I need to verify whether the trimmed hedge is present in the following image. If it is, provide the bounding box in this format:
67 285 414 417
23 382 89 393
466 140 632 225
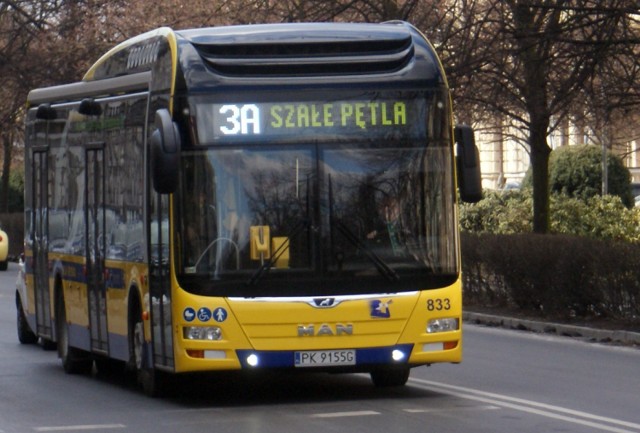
461 233 640 321
459 191 640 242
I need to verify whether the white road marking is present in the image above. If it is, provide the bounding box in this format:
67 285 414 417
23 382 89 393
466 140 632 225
310 410 380 418
410 378 640 433
34 425 126 432
403 405 501 413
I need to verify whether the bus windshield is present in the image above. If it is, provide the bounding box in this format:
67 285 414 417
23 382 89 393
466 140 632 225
176 91 458 297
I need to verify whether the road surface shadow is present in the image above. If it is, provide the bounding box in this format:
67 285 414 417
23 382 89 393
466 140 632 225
92 364 439 406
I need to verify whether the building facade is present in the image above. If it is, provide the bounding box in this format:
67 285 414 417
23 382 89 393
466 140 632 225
477 117 640 191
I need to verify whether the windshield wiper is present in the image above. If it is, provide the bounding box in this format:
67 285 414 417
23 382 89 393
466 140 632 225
246 219 308 286
334 220 400 282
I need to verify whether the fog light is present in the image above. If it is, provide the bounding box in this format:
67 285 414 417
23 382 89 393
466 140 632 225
422 343 443 352
423 341 458 352
205 350 226 359
427 318 459 333
392 349 406 362
183 326 222 341
246 354 259 367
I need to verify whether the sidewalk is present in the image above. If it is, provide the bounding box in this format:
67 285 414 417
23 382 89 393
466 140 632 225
464 311 640 347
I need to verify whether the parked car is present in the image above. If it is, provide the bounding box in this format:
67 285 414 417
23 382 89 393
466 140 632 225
0 228 8 270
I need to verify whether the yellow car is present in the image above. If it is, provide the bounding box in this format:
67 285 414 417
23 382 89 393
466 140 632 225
0 228 8 271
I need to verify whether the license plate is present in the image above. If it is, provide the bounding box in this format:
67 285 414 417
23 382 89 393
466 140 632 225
294 350 356 367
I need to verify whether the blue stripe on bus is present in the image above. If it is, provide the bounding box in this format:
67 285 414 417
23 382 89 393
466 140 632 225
29 318 131 363
25 260 127 289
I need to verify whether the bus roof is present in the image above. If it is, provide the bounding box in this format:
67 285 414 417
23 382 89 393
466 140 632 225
174 21 444 86
27 22 445 106
177 21 414 44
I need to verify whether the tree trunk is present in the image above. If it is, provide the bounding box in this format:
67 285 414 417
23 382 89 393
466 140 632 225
0 131 11 213
530 124 551 234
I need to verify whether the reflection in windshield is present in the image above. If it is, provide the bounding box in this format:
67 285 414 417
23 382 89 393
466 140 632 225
179 148 313 278
323 146 455 275
177 143 456 297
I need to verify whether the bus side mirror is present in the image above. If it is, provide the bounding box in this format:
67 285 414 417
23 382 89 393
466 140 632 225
455 125 482 203
150 109 180 194
36 103 57 120
78 98 102 116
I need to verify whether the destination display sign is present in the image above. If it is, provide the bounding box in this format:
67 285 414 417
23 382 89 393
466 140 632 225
196 97 427 143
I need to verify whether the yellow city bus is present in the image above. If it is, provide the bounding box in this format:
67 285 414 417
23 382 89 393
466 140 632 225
16 22 481 396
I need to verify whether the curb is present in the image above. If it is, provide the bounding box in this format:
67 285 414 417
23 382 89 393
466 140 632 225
463 311 640 347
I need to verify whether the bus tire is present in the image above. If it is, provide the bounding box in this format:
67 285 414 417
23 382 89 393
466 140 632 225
128 300 165 397
56 290 92 374
16 294 37 344
138 365 168 398
41 338 57 351
134 321 168 398
370 367 410 387
94 356 125 378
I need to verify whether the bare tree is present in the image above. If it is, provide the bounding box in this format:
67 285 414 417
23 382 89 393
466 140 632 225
581 11 640 155
5 0 639 229
0 1 63 211
437 0 640 233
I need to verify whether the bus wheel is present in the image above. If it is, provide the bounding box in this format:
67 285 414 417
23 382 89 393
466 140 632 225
95 356 125 378
41 338 57 351
16 294 37 344
56 291 92 374
138 365 166 398
370 367 410 387
132 316 166 397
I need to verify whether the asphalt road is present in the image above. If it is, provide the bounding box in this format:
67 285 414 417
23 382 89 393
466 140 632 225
1 262 639 433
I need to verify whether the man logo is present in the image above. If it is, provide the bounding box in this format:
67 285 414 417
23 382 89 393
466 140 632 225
312 298 336 308
297 323 353 337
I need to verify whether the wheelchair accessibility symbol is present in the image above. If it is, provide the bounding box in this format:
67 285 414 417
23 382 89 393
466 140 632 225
197 307 212 322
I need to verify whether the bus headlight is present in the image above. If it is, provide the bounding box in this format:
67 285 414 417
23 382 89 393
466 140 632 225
183 326 223 341
427 318 459 333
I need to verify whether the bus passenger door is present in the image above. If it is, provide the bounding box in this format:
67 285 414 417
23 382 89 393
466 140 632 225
148 192 174 369
32 148 53 340
85 144 109 354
